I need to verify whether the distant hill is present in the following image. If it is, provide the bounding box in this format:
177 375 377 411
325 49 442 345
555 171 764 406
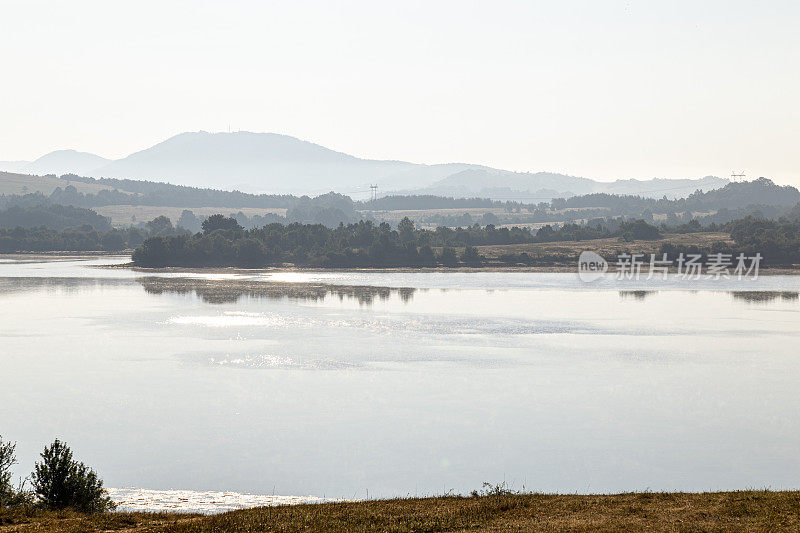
0 150 111 176
23 150 111 176
598 176 731 199
684 177 800 209
90 131 475 193
400 169 595 200
403 169 729 201
2 131 731 198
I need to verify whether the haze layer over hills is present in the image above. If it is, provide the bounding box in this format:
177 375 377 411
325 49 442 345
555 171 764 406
0 131 729 199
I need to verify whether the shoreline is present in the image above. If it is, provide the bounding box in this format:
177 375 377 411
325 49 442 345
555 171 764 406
121 263 800 276
3 251 800 275
4 490 800 531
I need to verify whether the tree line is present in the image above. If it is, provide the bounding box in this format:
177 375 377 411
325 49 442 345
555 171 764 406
0 204 112 231
3 174 797 232
3 203 797 265
131 215 666 268
0 215 188 253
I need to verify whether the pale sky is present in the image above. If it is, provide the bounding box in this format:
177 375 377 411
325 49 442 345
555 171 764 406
1 0 798 183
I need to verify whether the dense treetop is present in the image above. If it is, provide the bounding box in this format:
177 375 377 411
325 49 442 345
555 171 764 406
130 216 669 268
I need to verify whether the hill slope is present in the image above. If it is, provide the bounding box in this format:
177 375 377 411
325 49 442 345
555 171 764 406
0 171 115 196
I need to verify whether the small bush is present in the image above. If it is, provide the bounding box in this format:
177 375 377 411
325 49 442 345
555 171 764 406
460 246 484 265
618 219 662 241
31 439 114 513
0 436 32 509
471 481 519 497
0 435 16 507
438 247 459 267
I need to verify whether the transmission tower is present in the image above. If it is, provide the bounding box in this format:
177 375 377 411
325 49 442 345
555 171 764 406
731 171 745 183
369 184 378 202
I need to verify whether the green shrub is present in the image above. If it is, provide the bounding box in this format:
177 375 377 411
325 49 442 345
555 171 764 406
31 439 114 513
618 219 662 241
438 247 459 267
460 246 484 265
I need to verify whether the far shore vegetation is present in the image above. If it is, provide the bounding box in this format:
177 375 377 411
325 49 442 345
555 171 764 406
0 174 798 267
128 214 799 268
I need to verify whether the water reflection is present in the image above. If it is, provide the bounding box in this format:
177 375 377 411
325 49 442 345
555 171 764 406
731 291 800 303
137 276 418 304
0 277 134 296
618 290 655 301
4 258 800 499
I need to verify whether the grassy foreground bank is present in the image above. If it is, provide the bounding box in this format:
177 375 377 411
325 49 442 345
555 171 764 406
3 491 800 532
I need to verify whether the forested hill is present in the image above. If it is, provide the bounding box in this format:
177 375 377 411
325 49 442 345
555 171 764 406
0 204 111 231
1 170 793 214
1 171 798 231
30 174 300 208
558 178 800 211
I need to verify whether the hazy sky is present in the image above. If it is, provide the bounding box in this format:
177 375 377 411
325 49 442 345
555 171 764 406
1 0 798 183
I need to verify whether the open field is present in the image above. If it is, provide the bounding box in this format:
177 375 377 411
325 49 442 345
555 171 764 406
361 207 606 229
0 172 113 196
496 221 584 231
3 491 800 532
0 508 198 533
95 205 288 226
475 232 735 261
363 207 514 219
362 208 720 230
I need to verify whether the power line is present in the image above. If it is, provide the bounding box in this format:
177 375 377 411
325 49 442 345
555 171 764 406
342 179 739 202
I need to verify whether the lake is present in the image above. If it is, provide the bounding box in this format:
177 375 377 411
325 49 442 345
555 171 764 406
1 255 799 508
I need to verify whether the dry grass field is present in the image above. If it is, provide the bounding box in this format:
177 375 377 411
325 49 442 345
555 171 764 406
0 172 112 196
476 232 734 261
362 207 609 230
2 491 800 532
94 205 288 226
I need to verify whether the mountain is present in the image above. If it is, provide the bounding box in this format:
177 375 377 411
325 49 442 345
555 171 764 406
90 131 476 194
22 150 111 177
5 131 731 198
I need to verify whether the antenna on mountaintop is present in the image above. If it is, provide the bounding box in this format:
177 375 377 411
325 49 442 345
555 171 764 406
369 184 378 202
731 171 745 182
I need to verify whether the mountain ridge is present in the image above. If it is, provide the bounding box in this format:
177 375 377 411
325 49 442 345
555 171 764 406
0 131 729 199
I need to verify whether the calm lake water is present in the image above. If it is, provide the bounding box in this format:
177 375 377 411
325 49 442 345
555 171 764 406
1 255 799 504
